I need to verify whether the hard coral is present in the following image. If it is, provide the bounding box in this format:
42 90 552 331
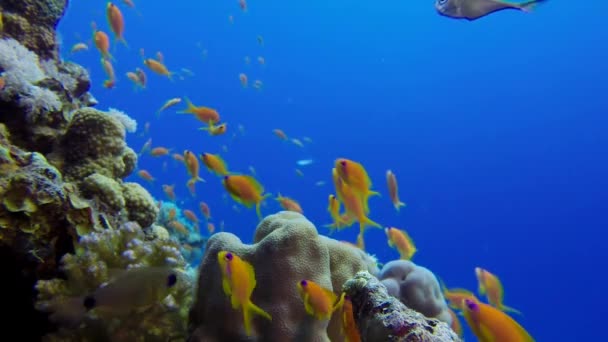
122 182 159 228
343 271 460 342
1 0 67 60
60 107 137 181
35 221 195 342
188 211 379 341
379 260 452 325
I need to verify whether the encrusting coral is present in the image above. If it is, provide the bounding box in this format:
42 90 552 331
188 211 380 341
343 271 461 342
35 221 195 342
379 260 453 325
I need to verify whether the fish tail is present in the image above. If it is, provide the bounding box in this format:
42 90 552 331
360 215 382 231
119 36 130 49
394 201 406 212
356 232 365 250
243 301 272 336
178 97 194 114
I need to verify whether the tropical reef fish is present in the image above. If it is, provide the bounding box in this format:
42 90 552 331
200 152 230 176
341 295 361 342
435 0 545 21
297 279 345 320
184 150 205 185
475 267 521 314
144 58 173 80
222 174 269 219
179 97 220 124
200 121 227 136
447 307 463 337
386 170 406 211
83 267 179 315
156 97 182 116
385 227 417 260
218 251 272 336
106 2 128 46
70 42 88 54
462 298 534 342
275 194 303 214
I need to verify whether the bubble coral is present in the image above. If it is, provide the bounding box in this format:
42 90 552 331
343 271 460 342
188 211 379 341
379 260 453 325
35 221 195 342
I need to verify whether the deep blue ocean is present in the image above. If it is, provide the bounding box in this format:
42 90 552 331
57 1 608 340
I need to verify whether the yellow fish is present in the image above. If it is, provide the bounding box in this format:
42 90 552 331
297 279 345 320
462 298 534 342
218 251 272 336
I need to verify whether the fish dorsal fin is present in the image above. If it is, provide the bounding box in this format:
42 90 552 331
242 257 256 290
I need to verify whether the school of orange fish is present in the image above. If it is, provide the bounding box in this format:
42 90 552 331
67 2 534 341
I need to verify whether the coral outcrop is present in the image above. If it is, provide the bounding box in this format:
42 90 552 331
379 260 452 325
35 222 195 341
343 271 461 342
188 211 380 341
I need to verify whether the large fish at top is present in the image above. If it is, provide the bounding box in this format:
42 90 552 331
435 0 546 20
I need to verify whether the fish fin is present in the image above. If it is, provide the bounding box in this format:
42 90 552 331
242 301 272 336
332 292 346 313
360 215 382 231
501 304 522 316
394 201 406 211
303 293 315 316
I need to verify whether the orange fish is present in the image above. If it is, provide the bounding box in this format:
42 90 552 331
336 171 381 233
200 153 229 176
168 220 189 236
183 209 199 224
167 207 177 221
178 97 220 124
275 194 303 214
207 222 215 234
222 174 269 219
296 279 345 320
101 58 115 87
172 153 185 163
462 298 534 342
217 251 272 336
441 284 479 311
324 194 354 232
162 184 176 201
186 179 197 197
273 129 287 140
106 2 128 46
199 202 211 219
385 227 417 260
150 147 171 156
335 158 380 206
447 307 463 337
386 170 406 211
200 122 227 136
137 169 154 182
341 296 361 342
144 58 173 80
475 267 520 314
93 28 113 61
183 150 205 184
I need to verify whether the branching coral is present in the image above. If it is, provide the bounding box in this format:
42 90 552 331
35 222 195 342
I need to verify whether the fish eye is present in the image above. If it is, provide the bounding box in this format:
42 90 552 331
83 296 96 310
167 273 178 287
464 299 478 310
300 280 308 287
225 252 233 261
224 175 230 181
340 160 346 166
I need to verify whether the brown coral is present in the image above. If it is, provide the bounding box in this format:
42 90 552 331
122 182 159 228
188 211 379 342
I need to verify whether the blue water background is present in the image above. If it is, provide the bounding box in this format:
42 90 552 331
57 0 608 340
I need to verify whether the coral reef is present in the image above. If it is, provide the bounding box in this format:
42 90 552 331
156 201 206 264
343 271 461 342
1 0 66 60
35 222 195 341
188 211 379 341
379 260 452 325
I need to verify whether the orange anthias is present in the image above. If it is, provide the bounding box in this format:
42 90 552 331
222 174 269 219
217 251 272 336
386 170 406 211
335 158 380 205
462 298 534 342
475 267 521 314
183 150 205 184
296 279 345 320
200 122 227 136
144 58 172 79
341 296 361 342
179 97 220 124
106 2 128 46
200 153 229 176
385 227 417 260
275 194 303 214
